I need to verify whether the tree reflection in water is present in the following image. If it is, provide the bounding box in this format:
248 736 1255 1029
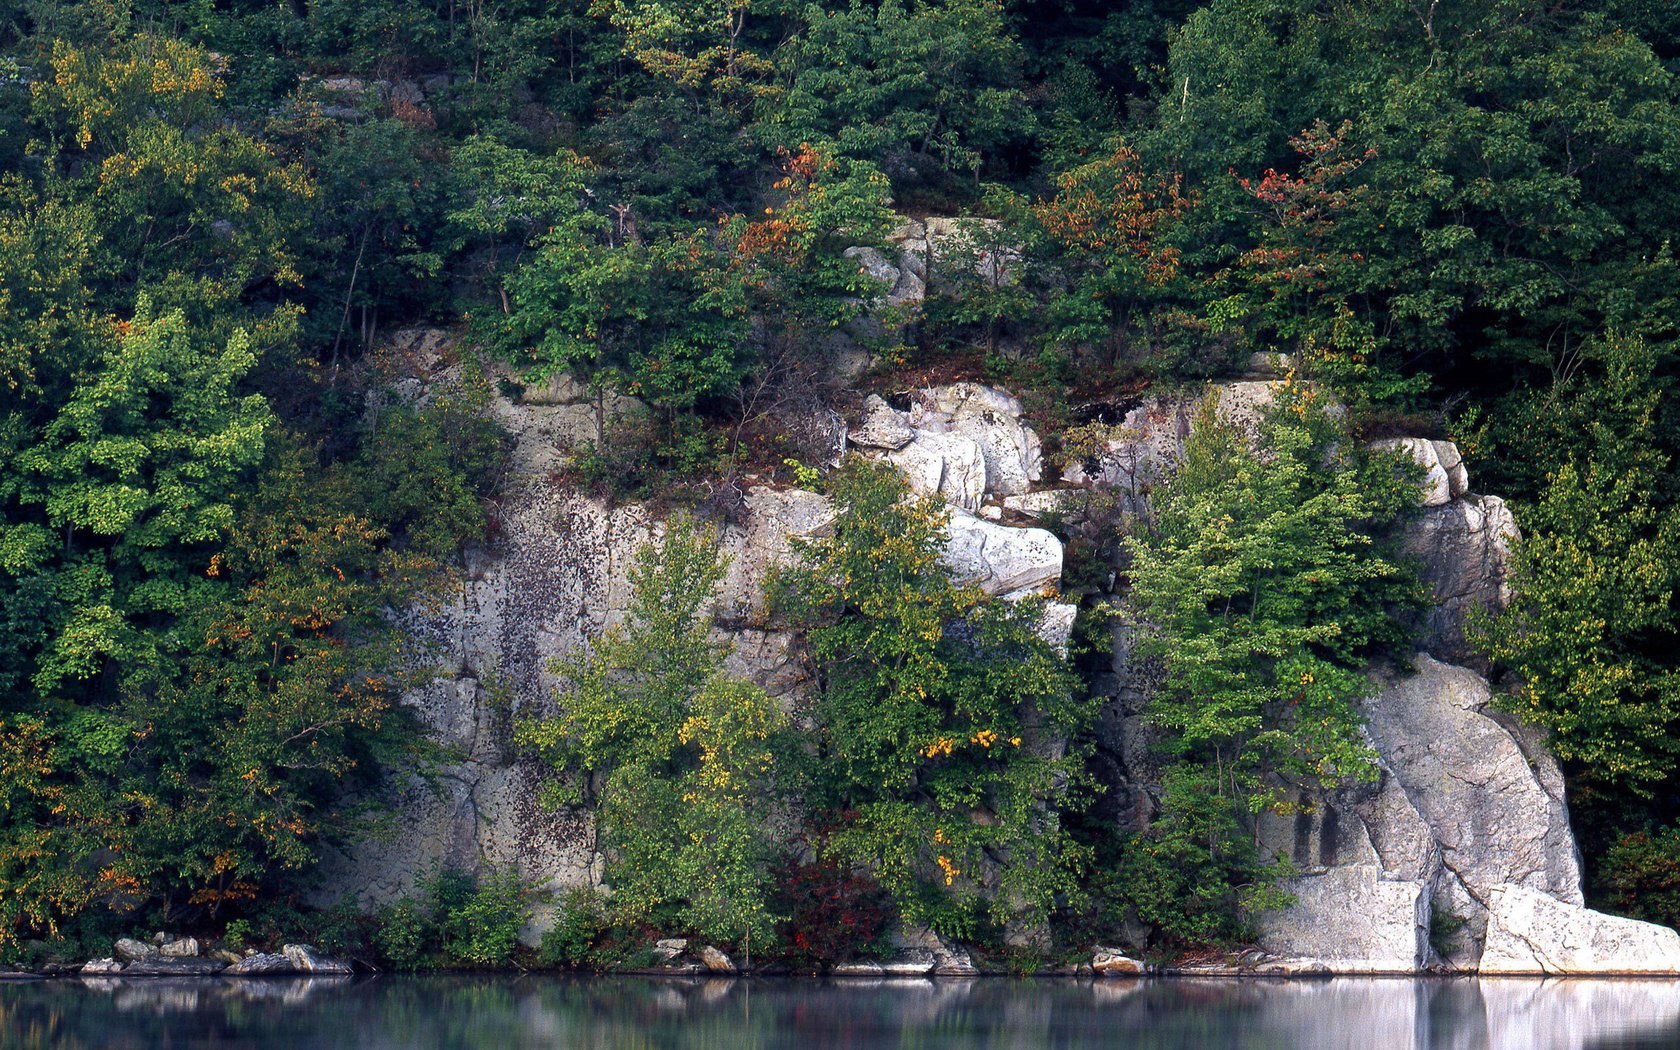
3 974 1679 1049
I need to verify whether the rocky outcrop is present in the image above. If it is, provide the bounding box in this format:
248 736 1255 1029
1071 379 1680 973
1255 655 1583 970
319 338 1077 938
1402 493 1519 666
884 217 1018 296
1058 381 1282 502
1091 948 1148 976
1371 438 1469 507
943 513 1061 597
1258 866 1430 974
852 384 1044 510
226 953 298 975
842 245 926 307
895 927 980 977
329 333 1680 973
1480 885 1680 975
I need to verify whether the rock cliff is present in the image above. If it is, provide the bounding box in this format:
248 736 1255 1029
318 328 1680 974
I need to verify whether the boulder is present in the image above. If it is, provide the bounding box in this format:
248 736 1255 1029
914 384 1043 498
651 938 688 963
113 938 155 962
1091 948 1148 976
942 512 1063 596
843 246 925 306
1038 602 1079 655
885 430 988 511
849 395 915 451
1258 866 1429 973
896 926 978 977
282 944 353 975
696 945 736 974
158 937 200 958
1361 656 1581 967
80 959 124 975
226 953 297 976
878 950 938 977
1480 885 1680 975
1402 494 1519 666
1370 438 1470 507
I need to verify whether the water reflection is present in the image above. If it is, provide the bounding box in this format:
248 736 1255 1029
2 974 1678 1049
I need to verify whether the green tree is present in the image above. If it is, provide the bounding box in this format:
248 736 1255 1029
1143 0 1680 400
1122 384 1421 941
1477 334 1680 792
28 34 314 326
776 461 1088 937
6 300 271 699
518 517 787 948
769 0 1033 183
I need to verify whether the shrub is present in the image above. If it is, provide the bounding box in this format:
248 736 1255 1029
771 857 894 972
538 887 610 969
1600 828 1680 930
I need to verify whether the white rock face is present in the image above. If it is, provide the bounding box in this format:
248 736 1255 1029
1370 438 1470 507
1261 866 1429 973
843 245 926 306
1480 885 1680 975
1256 656 1584 971
918 384 1044 498
319 347 1078 943
857 383 1044 505
885 430 989 511
1403 494 1520 666
1060 381 1286 496
1364 655 1582 965
849 394 916 450
942 512 1062 596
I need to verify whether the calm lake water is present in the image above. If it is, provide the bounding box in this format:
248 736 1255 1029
3 974 1679 1050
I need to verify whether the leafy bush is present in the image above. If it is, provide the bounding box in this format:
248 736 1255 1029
538 887 611 970
771 857 894 972
1599 828 1680 930
436 867 530 967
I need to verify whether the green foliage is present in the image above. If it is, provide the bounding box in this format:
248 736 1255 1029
537 886 611 969
518 517 787 949
1600 827 1680 930
769 0 1033 183
1476 334 1680 792
776 461 1089 934
1122 385 1421 941
434 867 531 967
361 868 531 970
480 189 751 423
6 0 1680 967
1144 0 1680 399
28 34 313 323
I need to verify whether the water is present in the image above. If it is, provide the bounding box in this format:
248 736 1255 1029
4 974 1679 1050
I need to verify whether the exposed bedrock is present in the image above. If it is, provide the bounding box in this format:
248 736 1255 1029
325 335 1680 971
316 348 1073 936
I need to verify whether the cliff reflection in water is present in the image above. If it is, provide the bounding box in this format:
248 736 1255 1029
3 975 1679 1050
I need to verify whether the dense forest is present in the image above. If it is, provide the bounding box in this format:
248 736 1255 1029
2 0 1679 970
